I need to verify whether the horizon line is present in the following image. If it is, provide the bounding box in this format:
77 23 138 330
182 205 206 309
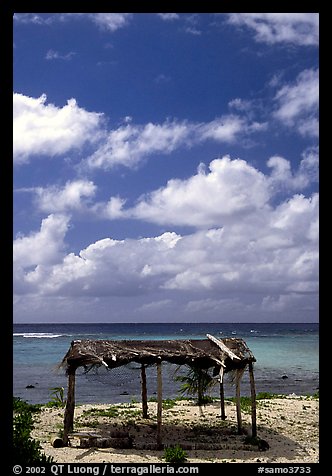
13 321 319 325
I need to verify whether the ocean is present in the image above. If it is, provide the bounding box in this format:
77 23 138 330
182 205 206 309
13 322 319 405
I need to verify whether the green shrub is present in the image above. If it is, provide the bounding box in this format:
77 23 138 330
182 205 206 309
13 398 54 464
164 444 188 463
13 397 41 413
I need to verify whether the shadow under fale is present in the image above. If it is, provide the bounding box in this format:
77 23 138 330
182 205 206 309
67 404 307 462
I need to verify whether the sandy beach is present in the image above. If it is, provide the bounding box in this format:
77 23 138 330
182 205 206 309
32 395 319 463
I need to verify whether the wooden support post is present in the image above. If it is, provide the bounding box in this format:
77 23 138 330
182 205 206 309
141 364 148 419
235 369 242 434
63 368 76 446
156 361 163 449
219 381 226 420
248 361 257 438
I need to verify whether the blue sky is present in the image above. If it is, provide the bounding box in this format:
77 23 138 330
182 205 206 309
13 13 319 323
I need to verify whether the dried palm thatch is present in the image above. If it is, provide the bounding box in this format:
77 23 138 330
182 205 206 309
60 335 256 374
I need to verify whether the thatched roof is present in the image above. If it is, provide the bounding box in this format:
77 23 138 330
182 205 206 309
61 335 256 374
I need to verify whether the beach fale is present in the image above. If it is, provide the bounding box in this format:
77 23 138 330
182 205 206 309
60 334 257 447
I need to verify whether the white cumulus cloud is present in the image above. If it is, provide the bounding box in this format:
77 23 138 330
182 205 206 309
129 155 269 227
45 49 76 61
14 214 70 268
267 147 319 193
273 69 319 138
13 93 104 164
13 195 318 317
13 178 318 321
227 13 319 46
86 120 191 169
13 93 267 170
33 180 97 213
103 153 318 228
86 13 132 32
14 13 132 32
86 115 266 170
157 14 180 21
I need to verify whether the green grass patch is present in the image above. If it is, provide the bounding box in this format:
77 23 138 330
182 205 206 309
226 392 287 413
82 406 120 418
162 398 177 409
306 391 319 399
256 392 281 400
227 396 252 414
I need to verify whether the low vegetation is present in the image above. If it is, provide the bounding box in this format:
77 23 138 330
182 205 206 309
164 444 188 463
45 387 66 408
82 406 120 418
174 365 216 405
13 397 54 464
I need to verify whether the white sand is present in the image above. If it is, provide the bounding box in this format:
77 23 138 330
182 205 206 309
32 396 319 463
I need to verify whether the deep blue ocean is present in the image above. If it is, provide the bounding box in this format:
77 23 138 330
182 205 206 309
13 322 319 405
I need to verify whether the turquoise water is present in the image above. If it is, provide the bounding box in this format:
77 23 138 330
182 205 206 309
13 322 319 404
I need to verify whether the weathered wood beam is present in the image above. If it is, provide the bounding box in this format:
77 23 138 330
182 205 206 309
141 364 148 419
63 368 76 446
219 383 226 420
235 369 242 434
156 361 163 449
248 361 257 438
218 365 226 419
206 334 240 360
